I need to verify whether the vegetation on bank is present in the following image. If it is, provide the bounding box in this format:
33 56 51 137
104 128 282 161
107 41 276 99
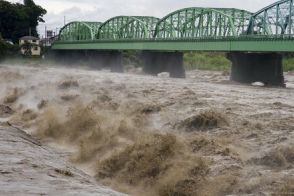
122 50 142 68
184 52 231 71
283 54 294 72
0 40 20 62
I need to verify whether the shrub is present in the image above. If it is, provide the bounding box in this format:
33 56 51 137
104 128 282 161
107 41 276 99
184 52 231 71
0 40 20 62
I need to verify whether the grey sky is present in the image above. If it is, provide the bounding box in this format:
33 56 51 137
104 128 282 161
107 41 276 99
8 0 278 37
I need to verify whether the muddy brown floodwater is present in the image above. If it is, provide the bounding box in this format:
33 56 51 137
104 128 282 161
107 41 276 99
0 63 294 196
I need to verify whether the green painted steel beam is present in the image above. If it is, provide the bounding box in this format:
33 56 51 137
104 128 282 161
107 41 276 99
52 39 294 52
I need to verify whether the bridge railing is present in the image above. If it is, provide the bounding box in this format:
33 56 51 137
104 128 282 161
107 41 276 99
55 34 294 44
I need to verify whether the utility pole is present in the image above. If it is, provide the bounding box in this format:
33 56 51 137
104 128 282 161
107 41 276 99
45 25 47 46
64 16 66 26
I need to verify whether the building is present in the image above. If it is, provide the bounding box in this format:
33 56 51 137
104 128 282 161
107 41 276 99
19 36 41 56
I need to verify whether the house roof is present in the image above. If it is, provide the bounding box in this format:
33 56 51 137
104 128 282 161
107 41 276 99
19 36 39 41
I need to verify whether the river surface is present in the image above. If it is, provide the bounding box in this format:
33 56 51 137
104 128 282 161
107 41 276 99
0 64 293 195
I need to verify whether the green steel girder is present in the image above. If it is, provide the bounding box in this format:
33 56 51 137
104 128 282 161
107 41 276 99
59 21 102 41
97 16 160 39
154 8 252 39
52 38 294 52
248 0 294 35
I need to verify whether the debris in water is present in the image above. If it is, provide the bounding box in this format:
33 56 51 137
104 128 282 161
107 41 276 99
251 82 265 87
54 168 74 177
157 72 170 78
60 94 79 101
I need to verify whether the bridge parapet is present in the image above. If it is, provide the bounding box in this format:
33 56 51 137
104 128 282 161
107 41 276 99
58 21 102 41
248 0 294 36
97 16 159 40
154 8 252 39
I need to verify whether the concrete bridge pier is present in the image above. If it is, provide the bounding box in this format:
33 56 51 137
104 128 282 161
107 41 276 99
227 52 285 87
52 50 123 72
87 50 123 72
48 50 67 65
53 50 87 66
141 51 186 78
68 50 84 66
107 51 124 73
85 50 103 70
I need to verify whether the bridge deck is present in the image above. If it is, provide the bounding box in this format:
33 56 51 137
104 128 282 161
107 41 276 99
52 38 294 52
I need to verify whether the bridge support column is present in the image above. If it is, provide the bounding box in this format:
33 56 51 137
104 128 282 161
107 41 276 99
141 51 186 78
108 51 123 73
53 50 87 66
227 52 285 87
50 50 123 72
87 51 123 72
86 50 103 70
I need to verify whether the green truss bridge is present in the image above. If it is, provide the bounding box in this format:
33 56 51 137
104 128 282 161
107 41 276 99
51 0 294 86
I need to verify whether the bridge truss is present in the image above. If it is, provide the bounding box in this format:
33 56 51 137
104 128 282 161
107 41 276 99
97 16 159 39
58 21 102 41
248 0 294 36
155 8 252 39
54 0 294 52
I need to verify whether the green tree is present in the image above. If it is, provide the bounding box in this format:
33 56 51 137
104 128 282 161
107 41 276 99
0 40 7 61
23 0 46 37
0 0 46 43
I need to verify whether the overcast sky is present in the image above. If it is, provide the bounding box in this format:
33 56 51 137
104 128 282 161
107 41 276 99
8 0 278 37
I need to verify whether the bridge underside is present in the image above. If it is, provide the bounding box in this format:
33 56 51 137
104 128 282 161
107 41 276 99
50 49 286 87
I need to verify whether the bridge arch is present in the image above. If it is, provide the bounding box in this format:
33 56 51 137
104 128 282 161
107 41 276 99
154 8 252 39
97 16 160 40
248 0 294 35
59 21 102 41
